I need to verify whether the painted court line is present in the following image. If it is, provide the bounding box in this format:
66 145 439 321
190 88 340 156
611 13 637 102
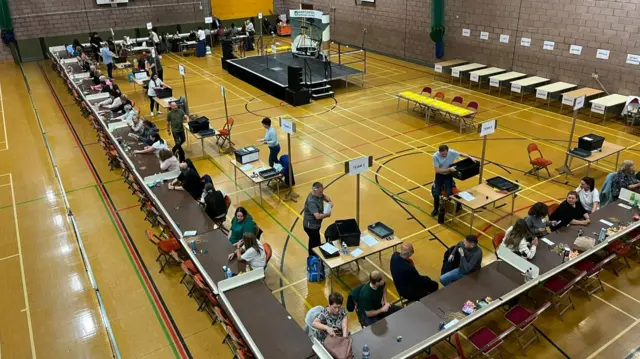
0 253 19 262
0 83 6 151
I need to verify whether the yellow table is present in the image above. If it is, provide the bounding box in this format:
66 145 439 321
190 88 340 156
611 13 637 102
397 91 475 133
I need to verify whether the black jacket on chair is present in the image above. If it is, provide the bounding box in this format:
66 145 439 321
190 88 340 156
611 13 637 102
390 252 438 301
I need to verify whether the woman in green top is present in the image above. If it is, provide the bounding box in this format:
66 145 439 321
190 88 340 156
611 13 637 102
229 207 256 246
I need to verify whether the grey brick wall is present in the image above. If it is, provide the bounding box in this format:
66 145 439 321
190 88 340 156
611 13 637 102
277 0 640 94
0 41 11 61
8 0 211 40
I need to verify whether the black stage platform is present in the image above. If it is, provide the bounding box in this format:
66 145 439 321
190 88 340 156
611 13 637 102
225 53 363 102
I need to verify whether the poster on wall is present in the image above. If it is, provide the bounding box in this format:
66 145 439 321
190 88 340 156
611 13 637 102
462 29 471 37
520 38 531 47
480 31 489 40
569 45 582 55
543 41 554 51
627 54 640 65
596 49 610 60
500 34 509 43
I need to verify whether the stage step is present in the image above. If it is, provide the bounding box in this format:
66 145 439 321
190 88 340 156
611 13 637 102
310 84 332 92
311 90 334 100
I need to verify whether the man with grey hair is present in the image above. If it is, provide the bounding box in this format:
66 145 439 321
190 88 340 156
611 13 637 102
390 243 438 301
303 182 333 256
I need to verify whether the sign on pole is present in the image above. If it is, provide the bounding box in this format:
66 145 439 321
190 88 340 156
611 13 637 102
478 119 497 137
345 156 373 176
178 64 185 77
279 118 296 135
205 16 213 24
258 12 263 19
221 85 226 97
574 96 585 111
146 22 153 30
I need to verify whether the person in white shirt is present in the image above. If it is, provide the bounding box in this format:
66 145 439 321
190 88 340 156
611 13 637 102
114 104 138 123
147 73 164 116
158 149 180 172
134 133 169 157
228 232 266 270
245 19 255 51
576 176 600 213
103 94 128 113
501 218 538 259
149 30 161 52
196 27 206 57
129 114 144 135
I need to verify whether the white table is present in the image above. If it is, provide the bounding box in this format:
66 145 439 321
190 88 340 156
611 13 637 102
468 67 505 89
510 76 549 102
488 71 527 96
179 41 197 56
560 88 603 112
590 94 628 123
450 63 486 84
433 59 467 77
534 82 576 107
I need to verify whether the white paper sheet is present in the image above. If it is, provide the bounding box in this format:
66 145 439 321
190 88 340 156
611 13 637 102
350 248 364 257
240 164 253 172
320 243 338 255
618 203 632 210
324 202 333 214
541 237 555 246
362 234 379 247
600 219 613 226
183 230 197 237
458 191 475 201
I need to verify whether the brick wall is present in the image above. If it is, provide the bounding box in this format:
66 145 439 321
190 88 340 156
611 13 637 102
276 0 640 95
0 41 12 61
8 0 211 40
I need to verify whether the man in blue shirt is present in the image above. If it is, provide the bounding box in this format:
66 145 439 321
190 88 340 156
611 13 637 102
258 117 280 167
100 43 117 79
431 144 474 216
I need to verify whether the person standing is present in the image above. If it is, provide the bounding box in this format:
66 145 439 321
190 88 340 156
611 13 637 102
90 32 102 62
196 27 206 57
303 182 333 256
149 29 161 53
257 117 280 167
147 73 164 116
431 144 474 216
148 53 163 81
100 42 116 79
167 101 189 159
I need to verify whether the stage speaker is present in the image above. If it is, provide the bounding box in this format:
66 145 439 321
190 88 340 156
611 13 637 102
287 66 303 90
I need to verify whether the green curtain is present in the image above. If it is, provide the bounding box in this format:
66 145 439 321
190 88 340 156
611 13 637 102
430 0 444 43
0 0 12 30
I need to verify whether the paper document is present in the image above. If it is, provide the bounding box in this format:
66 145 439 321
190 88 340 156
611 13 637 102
618 203 632 210
183 230 197 237
108 121 129 132
320 243 338 255
540 237 555 246
600 219 613 226
362 234 379 247
443 318 459 329
350 248 364 257
324 202 332 214
240 164 253 172
458 191 475 201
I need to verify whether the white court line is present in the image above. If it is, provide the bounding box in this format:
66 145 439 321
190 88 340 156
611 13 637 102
0 183 11 188
0 83 6 150
0 253 19 262
8 174 36 358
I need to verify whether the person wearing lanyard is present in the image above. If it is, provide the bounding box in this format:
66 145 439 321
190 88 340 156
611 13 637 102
147 73 164 116
196 27 206 57
257 117 280 167
431 144 475 216
303 182 333 256
100 43 116 79
148 53 163 80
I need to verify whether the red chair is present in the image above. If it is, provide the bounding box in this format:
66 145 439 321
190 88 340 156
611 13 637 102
492 232 506 258
504 301 551 354
605 240 632 275
145 229 180 273
466 101 479 111
434 92 445 101
263 242 273 269
451 96 464 106
216 117 235 148
572 253 616 298
460 101 479 132
548 203 559 216
543 270 587 320
413 86 433 112
468 325 516 358
526 143 552 180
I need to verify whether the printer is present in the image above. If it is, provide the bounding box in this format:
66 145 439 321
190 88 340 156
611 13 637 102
578 134 604 152
234 146 260 164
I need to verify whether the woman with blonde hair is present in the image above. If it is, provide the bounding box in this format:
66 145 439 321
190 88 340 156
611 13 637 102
612 160 640 199
227 232 265 270
501 218 538 259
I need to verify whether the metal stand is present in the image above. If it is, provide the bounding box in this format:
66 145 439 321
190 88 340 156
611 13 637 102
557 109 578 176
479 134 488 184
283 132 299 202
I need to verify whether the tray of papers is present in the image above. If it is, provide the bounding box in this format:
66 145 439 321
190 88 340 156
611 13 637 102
367 222 394 239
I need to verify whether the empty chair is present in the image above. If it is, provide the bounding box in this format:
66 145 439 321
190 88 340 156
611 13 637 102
492 232 506 258
572 253 616 298
216 117 234 148
145 229 180 273
504 301 551 354
461 101 479 131
434 91 445 101
605 240 632 276
543 270 587 320
468 325 516 359
526 143 553 180
451 95 464 106
413 86 433 112
466 101 479 111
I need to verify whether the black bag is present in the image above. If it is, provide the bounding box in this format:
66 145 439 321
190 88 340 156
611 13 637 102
188 116 209 133
155 87 173 98
440 246 460 275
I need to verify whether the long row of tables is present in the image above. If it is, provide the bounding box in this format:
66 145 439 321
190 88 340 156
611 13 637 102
49 47 314 359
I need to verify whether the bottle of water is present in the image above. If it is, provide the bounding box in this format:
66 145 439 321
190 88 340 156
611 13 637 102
222 266 228 278
362 344 370 359
190 240 197 252
342 241 348 255
226 267 233 279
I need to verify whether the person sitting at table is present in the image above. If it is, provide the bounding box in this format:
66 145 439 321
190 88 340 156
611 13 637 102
390 243 438 301
114 104 137 123
440 235 483 286
168 162 204 200
229 207 256 246
612 160 640 200
66 43 75 56
200 183 227 221
134 133 169 157
501 218 538 259
524 202 550 239
147 73 164 117
576 176 600 213
357 271 401 326
137 52 150 75
139 120 159 145
312 292 348 343
106 94 130 114
158 149 179 172
227 232 266 271
128 112 144 135
89 65 98 78
73 39 83 52
549 191 591 231
230 23 239 37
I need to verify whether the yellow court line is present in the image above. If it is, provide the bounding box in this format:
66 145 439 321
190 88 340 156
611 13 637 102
0 183 11 188
585 319 640 359
267 262 313 309
8 174 36 358
270 277 308 294
0 83 6 150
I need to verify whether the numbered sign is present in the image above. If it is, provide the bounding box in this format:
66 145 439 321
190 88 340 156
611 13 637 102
489 78 500 87
434 64 443 73
543 41 555 51
146 22 153 30
591 102 605 114
562 96 574 106
569 45 582 55
536 89 548 100
451 69 460 78
205 16 213 24
499 34 509 43
462 29 471 37
478 119 497 137
511 83 522 93
575 96 586 111
179 64 185 77
520 38 531 47
596 49 610 60
345 156 373 176
279 117 296 135
470 73 479 82
480 32 489 40
627 54 640 65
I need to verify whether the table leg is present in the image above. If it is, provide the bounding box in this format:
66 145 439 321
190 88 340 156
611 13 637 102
469 210 475 235
602 109 607 125
234 167 237 187
586 162 591 177
616 152 621 170
397 98 400 112
259 183 263 206
330 270 334 292
277 178 280 202
201 137 205 157
510 193 516 225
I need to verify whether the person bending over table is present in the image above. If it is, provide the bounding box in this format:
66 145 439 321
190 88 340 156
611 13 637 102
229 207 256 246
501 219 538 259
168 162 204 200
612 160 640 200
167 101 188 159
134 133 168 157
303 182 333 257
549 191 590 231
158 149 179 172
576 176 600 213
100 42 117 79
525 202 551 238
440 235 483 286
358 271 401 326
227 232 266 271
312 292 348 343
257 117 280 167
147 73 165 117
390 243 438 301
431 144 474 216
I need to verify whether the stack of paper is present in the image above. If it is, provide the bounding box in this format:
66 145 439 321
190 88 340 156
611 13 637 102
350 248 364 257
320 243 338 255
458 191 475 201
240 164 253 172
362 234 379 247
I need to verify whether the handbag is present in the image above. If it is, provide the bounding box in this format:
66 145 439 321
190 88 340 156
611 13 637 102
573 236 596 252
324 336 353 359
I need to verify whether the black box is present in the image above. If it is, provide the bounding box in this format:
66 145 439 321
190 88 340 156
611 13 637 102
155 87 173 99
578 134 604 152
336 219 361 247
450 158 480 180
285 88 311 106
188 116 209 133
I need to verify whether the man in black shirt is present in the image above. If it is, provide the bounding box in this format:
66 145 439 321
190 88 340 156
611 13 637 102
549 191 591 231
168 162 204 200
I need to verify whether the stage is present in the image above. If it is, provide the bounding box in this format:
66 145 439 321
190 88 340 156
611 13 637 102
225 52 364 103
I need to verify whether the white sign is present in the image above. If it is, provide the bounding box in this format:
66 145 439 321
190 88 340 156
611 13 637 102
451 69 460 78
279 118 296 135
543 41 555 51
596 49 610 60
627 54 640 65
146 22 153 30
574 96 586 111
290 9 324 19
489 78 500 87
271 44 277 54
470 73 479 82
500 34 509 43
110 28 114 37
434 64 443 73
511 83 522 93
520 38 531 47
562 96 574 106
178 64 185 77
591 102 606 114
462 29 471 37
347 157 370 176
205 16 213 24
569 45 582 55
479 119 497 137
536 89 548 100
258 13 263 19
480 31 489 40
221 85 226 97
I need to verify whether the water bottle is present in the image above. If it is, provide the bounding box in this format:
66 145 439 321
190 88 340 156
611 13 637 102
226 267 233 279
577 229 584 237
341 241 348 255
222 266 229 278
362 344 370 359
190 240 197 252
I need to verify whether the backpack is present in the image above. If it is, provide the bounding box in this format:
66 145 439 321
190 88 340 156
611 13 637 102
307 255 325 282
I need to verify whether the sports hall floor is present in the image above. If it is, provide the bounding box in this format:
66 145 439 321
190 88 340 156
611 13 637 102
2 40 640 359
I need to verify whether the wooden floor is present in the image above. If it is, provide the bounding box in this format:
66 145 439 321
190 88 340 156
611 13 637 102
2 41 640 358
